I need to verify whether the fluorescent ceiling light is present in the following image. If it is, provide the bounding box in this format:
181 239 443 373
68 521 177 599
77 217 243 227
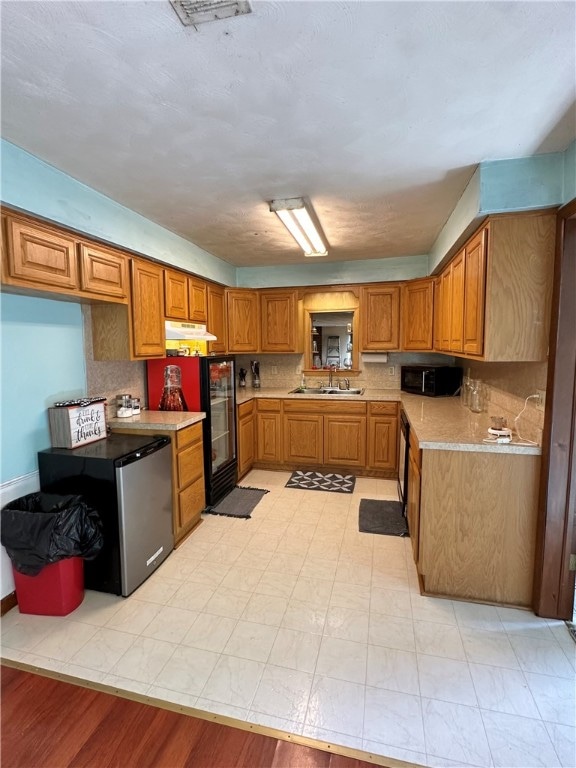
269 198 328 257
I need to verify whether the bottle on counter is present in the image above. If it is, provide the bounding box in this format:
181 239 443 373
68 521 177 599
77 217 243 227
159 365 188 411
461 368 472 407
469 379 484 413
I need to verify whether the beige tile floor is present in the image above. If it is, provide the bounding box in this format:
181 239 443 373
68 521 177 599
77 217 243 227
2 469 575 767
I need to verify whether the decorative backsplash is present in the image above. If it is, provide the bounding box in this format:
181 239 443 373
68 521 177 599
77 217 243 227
82 306 147 419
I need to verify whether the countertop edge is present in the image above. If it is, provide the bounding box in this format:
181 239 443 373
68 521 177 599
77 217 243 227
108 411 206 431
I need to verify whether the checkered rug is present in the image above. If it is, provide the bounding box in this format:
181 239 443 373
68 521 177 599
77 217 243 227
285 471 356 493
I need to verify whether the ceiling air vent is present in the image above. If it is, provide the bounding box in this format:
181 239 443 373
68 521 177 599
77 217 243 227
170 0 252 26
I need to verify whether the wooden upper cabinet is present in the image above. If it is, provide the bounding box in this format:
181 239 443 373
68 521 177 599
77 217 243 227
260 289 300 352
226 289 259 353
164 269 189 320
463 229 486 356
360 284 401 351
432 211 554 362
79 243 128 301
449 249 465 353
130 259 166 358
439 267 452 351
433 277 442 351
401 278 434 350
4 216 78 290
189 277 207 323
206 283 227 353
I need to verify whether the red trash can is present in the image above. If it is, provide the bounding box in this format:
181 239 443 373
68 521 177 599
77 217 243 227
13 557 84 616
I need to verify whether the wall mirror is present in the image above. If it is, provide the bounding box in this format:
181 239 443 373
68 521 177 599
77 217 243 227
305 311 358 372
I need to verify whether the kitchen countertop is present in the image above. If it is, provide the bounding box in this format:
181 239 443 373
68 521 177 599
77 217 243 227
108 410 205 431
236 387 541 455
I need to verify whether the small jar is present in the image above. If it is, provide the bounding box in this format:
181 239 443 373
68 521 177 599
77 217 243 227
131 397 141 415
116 394 133 418
469 380 484 413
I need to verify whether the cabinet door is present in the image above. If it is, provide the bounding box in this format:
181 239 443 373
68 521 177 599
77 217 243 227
6 217 78 290
440 267 452 351
402 278 434 350
323 415 366 467
164 269 189 320
207 283 227 353
367 416 398 471
131 259 166 358
256 412 282 462
238 412 255 478
406 447 421 566
433 277 442 351
284 414 323 464
178 477 205 532
226 289 260 352
463 229 486 356
79 243 128 300
449 250 465 353
189 277 207 323
260 290 299 352
360 285 400 350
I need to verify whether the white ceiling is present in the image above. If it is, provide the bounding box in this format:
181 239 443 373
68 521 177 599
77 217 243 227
1 1 575 268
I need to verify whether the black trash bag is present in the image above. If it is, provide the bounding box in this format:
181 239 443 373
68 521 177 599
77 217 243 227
1 493 103 576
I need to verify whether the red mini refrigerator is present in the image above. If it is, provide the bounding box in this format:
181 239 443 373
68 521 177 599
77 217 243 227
147 356 237 508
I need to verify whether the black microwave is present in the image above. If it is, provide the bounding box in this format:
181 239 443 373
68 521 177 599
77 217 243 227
401 365 463 397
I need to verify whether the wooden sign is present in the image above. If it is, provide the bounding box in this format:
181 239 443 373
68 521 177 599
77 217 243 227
48 402 106 449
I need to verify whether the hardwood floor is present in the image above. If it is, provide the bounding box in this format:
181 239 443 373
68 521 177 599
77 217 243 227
1 666 388 768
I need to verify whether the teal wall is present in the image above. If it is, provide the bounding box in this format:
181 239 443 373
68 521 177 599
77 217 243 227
237 254 429 288
0 294 86 482
563 140 576 201
0 140 236 286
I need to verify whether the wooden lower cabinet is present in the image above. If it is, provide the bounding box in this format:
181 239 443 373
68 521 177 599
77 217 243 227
284 413 323 464
367 402 398 471
111 422 205 545
255 400 282 463
323 415 366 467
237 400 255 479
417 448 540 607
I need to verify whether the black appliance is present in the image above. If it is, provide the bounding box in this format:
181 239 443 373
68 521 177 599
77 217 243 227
38 434 173 596
398 409 409 516
401 365 462 397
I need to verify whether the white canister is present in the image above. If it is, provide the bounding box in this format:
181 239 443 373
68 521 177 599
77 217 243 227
116 394 133 418
131 397 141 415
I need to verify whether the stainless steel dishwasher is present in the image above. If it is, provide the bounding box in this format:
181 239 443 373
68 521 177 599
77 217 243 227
38 434 173 596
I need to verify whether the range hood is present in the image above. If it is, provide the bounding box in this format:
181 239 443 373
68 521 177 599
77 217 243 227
165 321 217 341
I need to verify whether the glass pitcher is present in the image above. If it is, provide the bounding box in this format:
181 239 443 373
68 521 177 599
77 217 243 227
159 365 188 411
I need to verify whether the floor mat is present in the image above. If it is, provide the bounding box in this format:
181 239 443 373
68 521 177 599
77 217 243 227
359 498 408 536
203 486 269 519
286 471 356 493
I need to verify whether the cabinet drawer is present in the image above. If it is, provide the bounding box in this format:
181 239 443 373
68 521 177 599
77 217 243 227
369 401 398 416
178 439 204 488
256 399 282 412
284 399 366 415
178 476 205 529
238 400 254 419
176 422 203 450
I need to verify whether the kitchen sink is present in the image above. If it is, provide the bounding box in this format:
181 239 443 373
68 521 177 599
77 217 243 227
289 387 365 395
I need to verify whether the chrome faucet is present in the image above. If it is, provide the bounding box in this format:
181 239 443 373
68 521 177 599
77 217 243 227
328 364 337 387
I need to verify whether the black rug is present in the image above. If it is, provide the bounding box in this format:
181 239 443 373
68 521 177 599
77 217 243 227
286 471 356 494
204 486 269 519
359 499 409 536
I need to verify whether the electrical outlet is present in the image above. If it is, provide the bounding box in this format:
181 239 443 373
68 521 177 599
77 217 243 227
271 365 278 375
388 366 395 376
536 389 546 411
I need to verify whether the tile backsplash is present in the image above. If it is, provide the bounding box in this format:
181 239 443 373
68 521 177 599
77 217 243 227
81 301 547 445
83 306 147 419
